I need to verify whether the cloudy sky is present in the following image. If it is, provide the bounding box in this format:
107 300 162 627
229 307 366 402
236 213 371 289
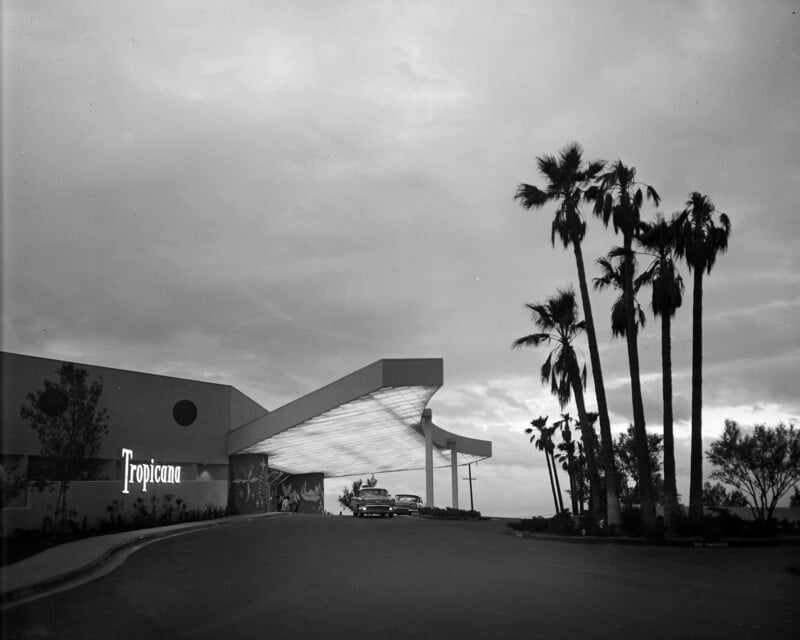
3 1 799 517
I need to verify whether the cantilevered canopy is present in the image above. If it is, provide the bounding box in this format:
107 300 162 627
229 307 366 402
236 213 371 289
227 359 491 477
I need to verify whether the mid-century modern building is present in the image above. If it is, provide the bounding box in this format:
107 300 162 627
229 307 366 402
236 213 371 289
0 352 491 534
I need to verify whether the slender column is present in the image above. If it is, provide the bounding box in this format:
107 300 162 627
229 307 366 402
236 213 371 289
450 441 459 510
422 408 434 507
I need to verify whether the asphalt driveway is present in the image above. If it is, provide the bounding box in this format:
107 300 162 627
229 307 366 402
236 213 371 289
4 515 799 639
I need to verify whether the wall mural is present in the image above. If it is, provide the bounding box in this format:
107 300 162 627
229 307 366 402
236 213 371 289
229 456 324 515
230 455 271 514
277 474 324 514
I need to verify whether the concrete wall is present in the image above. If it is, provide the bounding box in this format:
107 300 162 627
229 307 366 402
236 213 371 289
1 352 268 465
1 480 229 536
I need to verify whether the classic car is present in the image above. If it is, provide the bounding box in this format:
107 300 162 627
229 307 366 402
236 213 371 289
351 487 395 517
393 493 423 515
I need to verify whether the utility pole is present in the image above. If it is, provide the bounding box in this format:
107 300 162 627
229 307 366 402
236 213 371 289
463 463 477 511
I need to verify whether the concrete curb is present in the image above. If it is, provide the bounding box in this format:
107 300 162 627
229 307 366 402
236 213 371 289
1 512 286 607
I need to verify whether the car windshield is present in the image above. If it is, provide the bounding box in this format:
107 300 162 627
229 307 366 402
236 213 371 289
396 495 420 501
360 488 388 497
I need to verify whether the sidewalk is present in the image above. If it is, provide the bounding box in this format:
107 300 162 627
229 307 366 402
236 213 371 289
1 512 284 608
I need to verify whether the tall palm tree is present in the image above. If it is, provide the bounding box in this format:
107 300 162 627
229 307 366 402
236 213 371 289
588 160 660 533
637 213 684 531
512 287 603 515
514 142 621 529
525 416 562 514
675 192 731 525
554 413 580 514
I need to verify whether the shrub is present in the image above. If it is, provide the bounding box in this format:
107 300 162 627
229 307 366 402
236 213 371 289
546 511 576 535
418 506 481 520
508 513 576 535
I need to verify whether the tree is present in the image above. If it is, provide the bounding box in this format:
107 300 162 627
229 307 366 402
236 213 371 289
614 425 664 510
593 249 647 338
514 142 621 529
526 416 564 515
588 160 660 533
512 286 603 516
0 463 27 508
706 420 800 522
791 487 800 508
675 192 732 525
20 363 110 534
553 413 582 514
636 213 684 531
703 481 748 508
337 475 378 513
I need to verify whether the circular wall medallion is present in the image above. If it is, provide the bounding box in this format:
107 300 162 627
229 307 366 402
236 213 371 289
172 399 197 426
41 386 68 417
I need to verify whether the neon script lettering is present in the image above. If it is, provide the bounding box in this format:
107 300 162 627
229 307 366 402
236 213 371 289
121 448 181 494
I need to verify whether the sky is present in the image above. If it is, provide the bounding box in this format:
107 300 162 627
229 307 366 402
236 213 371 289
3 0 799 518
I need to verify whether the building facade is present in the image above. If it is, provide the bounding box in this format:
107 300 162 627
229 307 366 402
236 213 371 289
1 352 491 535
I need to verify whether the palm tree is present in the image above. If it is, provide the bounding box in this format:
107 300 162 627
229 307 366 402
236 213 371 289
637 213 684 532
593 249 647 338
514 142 621 529
588 160 660 533
512 287 603 515
554 413 580 514
675 192 731 525
525 416 563 514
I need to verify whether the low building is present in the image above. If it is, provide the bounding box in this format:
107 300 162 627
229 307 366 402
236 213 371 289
1 352 491 534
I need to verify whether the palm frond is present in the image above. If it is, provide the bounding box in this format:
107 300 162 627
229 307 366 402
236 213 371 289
541 352 553 386
646 184 661 206
633 188 643 211
531 415 549 427
635 262 657 288
511 333 551 349
537 153 561 184
586 159 607 178
610 297 627 338
514 183 551 209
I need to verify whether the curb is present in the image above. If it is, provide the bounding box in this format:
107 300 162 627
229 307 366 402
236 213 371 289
1 512 285 607
504 529 800 547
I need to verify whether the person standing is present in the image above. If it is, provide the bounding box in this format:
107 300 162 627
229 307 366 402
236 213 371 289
290 489 300 513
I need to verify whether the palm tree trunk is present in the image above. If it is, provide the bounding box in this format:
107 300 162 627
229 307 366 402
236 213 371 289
622 234 658 533
689 265 705 525
550 450 565 514
570 375 603 518
572 239 621 528
544 452 560 515
567 453 579 514
661 301 679 532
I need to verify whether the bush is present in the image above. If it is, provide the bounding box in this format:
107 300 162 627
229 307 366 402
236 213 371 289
620 507 644 537
508 512 577 535
508 516 549 533
418 506 482 520
671 508 782 540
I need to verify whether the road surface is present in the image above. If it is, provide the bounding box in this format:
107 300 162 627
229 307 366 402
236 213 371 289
4 515 799 639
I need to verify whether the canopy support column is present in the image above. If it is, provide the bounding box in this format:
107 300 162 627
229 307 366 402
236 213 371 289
450 441 459 510
423 408 434 508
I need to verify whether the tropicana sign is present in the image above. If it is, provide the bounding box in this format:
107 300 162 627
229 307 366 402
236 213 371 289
121 448 182 494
